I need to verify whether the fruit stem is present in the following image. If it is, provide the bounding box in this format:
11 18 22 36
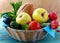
41 12 45 16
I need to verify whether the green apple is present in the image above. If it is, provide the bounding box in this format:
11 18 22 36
32 8 49 22
16 12 32 24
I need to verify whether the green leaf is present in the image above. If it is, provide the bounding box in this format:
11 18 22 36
1 12 12 18
10 21 22 30
14 1 22 15
41 23 50 27
10 2 15 10
45 18 51 23
10 1 22 20
22 23 29 30
10 1 22 15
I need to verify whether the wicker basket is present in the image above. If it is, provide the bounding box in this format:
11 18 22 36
5 0 54 41
6 27 47 41
5 0 48 41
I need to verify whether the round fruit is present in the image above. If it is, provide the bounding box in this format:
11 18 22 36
29 21 41 30
16 12 32 25
50 20 58 29
32 8 48 22
49 12 57 20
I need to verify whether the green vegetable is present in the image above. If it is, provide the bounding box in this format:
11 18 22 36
10 21 22 30
22 23 29 30
10 1 22 20
1 12 12 18
45 18 51 23
1 1 22 30
41 23 50 27
2 1 22 21
11 1 22 15
40 18 51 27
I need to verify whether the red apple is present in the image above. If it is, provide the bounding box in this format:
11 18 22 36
29 21 41 30
49 12 57 20
50 20 58 30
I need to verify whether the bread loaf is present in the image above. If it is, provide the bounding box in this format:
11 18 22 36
17 3 34 17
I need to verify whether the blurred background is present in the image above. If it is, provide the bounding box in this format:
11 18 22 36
0 0 60 24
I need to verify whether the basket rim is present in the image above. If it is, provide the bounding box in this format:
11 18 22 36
6 27 44 32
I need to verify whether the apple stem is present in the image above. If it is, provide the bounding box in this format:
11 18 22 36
41 12 45 16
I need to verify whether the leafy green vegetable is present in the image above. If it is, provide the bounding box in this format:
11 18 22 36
10 1 22 20
1 12 12 18
1 1 22 21
10 21 22 29
41 23 50 27
1 1 22 30
45 18 51 23
22 23 29 30
10 1 22 15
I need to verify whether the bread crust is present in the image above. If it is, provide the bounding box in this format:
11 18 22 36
17 3 34 17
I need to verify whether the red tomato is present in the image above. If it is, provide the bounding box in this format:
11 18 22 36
49 12 57 20
29 21 41 30
50 20 58 30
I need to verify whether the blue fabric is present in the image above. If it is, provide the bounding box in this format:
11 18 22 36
43 26 55 38
0 17 8 27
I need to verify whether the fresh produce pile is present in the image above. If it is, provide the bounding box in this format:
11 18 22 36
1 1 59 30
